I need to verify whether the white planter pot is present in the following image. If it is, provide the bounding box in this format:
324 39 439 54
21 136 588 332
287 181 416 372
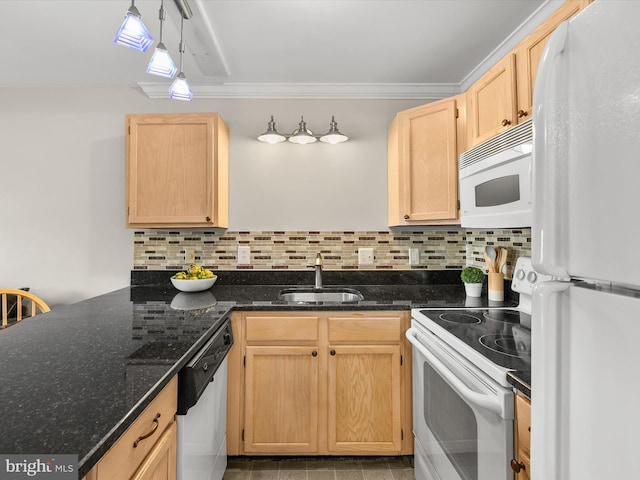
464 282 483 297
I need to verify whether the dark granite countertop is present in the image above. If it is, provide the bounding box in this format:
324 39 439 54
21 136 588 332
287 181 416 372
508 371 531 399
0 270 520 478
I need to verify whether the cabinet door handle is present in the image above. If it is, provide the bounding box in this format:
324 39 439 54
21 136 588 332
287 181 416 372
133 413 161 447
510 459 526 473
404 214 410 220
311 350 318 357
206 216 211 222
517 109 528 118
501 119 512 127
330 349 336 356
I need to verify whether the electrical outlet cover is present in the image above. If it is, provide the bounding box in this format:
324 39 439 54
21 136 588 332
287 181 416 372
358 248 374 265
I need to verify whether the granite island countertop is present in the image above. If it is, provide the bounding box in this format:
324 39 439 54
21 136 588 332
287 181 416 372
0 271 524 478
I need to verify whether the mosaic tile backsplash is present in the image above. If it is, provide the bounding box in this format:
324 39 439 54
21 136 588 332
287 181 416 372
133 229 531 279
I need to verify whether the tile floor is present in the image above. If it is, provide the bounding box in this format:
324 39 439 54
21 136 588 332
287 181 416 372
224 456 415 480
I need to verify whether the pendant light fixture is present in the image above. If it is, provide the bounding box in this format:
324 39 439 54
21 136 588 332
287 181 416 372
257 116 349 144
319 116 349 144
169 15 192 101
288 117 317 144
114 0 154 53
257 116 287 144
147 0 177 78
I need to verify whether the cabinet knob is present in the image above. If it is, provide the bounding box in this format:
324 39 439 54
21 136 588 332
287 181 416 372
311 350 318 357
501 119 512 127
330 349 336 356
517 109 528 118
206 216 211 222
510 459 526 473
404 214 410 220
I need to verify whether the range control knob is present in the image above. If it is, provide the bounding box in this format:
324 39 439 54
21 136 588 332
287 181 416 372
516 269 526 280
527 271 538 283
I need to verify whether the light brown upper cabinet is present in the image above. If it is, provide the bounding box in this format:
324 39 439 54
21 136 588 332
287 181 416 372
125 113 229 228
514 0 591 121
388 97 461 226
466 54 518 147
467 0 591 148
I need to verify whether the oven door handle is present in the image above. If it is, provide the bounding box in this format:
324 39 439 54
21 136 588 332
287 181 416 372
406 327 507 417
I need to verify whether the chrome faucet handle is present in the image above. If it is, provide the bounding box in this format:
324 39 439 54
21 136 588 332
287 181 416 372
315 253 323 266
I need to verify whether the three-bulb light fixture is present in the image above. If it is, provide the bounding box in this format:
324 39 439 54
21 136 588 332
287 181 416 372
114 0 192 101
258 116 349 144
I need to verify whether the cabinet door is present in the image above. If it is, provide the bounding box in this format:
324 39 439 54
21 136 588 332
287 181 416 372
244 346 319 453
327 345 402 453
513 393 531 480
388 98 459 225
515 0 588 121
467 54 517 146
131 421 177 480
126 113 228 228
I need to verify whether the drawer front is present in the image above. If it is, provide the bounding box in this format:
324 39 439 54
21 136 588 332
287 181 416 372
94 377 177 480
328 315 402 343
245 315 319 343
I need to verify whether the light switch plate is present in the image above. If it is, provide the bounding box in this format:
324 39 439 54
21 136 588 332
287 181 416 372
184 247 196 264
409 248 420 266
237 246 251 265
358 248 374 265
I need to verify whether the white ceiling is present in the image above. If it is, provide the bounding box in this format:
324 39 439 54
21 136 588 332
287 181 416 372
1 0 559 99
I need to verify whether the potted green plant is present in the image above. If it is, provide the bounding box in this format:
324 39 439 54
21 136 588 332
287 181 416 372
461 266 485 297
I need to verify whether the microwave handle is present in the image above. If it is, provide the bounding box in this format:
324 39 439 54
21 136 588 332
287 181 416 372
406 327 507 418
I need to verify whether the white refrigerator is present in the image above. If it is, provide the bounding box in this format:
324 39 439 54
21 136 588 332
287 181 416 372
531 1 640 479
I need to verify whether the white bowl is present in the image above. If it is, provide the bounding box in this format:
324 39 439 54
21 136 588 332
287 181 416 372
170 276 217 292
170 291 217 310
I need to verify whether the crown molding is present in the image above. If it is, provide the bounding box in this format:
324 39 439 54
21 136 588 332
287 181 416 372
137 82 463 100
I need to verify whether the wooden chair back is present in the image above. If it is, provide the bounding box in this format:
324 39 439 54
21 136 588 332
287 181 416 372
0 289 50 327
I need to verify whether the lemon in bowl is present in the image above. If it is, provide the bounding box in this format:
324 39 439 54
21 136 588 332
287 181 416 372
171 265 217 292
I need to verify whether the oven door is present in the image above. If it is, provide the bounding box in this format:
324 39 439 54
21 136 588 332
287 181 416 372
406 322 514 480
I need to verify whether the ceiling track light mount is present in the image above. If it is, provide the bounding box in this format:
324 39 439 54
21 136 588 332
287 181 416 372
258 115 349 145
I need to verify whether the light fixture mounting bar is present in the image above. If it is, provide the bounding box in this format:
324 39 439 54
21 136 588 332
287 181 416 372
173 0 192 19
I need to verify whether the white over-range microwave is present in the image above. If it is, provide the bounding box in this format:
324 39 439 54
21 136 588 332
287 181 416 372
459 119 533 229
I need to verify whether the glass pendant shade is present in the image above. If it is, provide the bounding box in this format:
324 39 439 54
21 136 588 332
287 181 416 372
288 117 317 144
319 116 349 144
169 72 192 101
114 2 154 52
147 42 177 78
257 116 286 144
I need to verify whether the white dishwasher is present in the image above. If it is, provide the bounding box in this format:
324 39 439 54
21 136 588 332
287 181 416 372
176 318 233 480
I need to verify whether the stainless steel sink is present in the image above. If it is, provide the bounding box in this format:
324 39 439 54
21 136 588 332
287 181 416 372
279 288 364 303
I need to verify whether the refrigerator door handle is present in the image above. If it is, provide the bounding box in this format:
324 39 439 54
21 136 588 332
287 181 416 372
532 22 570 279
532 281 571 480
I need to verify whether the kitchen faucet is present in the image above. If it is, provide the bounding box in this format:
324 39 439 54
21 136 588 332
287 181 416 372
315 253 323 289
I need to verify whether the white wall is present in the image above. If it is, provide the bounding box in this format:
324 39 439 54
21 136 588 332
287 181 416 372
0 87 425 305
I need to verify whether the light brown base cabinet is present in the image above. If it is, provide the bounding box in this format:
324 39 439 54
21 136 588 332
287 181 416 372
511 392 531 480
227 311 412 456
85 377 177 480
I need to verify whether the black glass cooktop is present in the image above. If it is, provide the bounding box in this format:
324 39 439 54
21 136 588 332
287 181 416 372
417 308 531 371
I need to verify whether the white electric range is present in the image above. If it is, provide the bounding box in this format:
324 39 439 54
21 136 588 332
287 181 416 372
407 256 550 480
